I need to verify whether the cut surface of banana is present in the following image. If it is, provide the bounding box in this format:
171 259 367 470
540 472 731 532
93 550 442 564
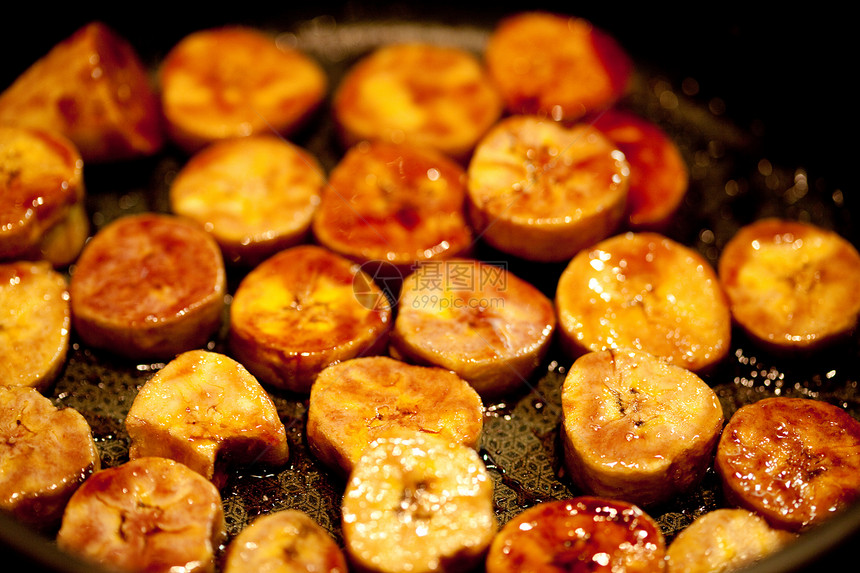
717 218 860 351
57 456 225 573
391 258 555 398
555 231 732 373
561 348 724 507
341 431 496 573
125 350 289 488
0 385 100 531
715 396 860 532
485 496 667 573
307 355 484 476
0 261 70 392
466 114 630 262
229 245 392 394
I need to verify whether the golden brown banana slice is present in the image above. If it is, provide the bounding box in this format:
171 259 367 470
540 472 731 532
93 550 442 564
666 508 797 573
306 355 484 477
332 42 503 162
466 114 630 262
391 259 555 398
0 22 163 163
223 509 348 573
0 261 70 392
717 218 860 351
561 348 724 507
485 496 667 573
0 124 88 267
168 134 326 267
715 396 860 532
56 456 225 573
341 431 496 573
0 386 99 531
125 349 289 488
159 25 327 154
69 212 226 361
555 232 732 373
229 245 392 394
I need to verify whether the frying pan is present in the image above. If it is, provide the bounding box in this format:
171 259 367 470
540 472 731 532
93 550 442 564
2 3 857 572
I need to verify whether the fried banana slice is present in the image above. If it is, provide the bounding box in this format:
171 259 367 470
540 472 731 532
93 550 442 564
56 456 225 573
0 261 70 392
159 25 327 154
485 496 667 573
307 355 484 476
717 218 860 351
69 213 226 361
561 348 724 507
0 22 163 163
391 259 555 398
332 42 503 162
223 509 348 573
466 115 629 262
125 349 289 488
341 431 496 573
0 386 99 531
666 508 797 573
555 232 732 373
229 245 392 394
715 396 860 532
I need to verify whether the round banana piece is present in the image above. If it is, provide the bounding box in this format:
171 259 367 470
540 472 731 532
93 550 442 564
169 134 326 267
715 396 860 532
0 261 70 392
125 350 289 488
159 25 327 154
717 218 860 352
561 348 724 507
307 355 484 476
332 42 503 162
466 114 630 262
0 386 99 532
57 456 226 573
223 509 348 573
229 245 392 394
485 496 667 573
484 11 633 121
666 508 797 573
555 232 732 373
341 431 497 573
391 258 556 398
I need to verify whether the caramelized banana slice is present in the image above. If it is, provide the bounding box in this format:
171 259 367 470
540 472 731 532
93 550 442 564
223 509 348 573
0 386 99 531
69 213 226 361
0 261 70 392
342 431 496 573
715 397 860 532
332 42 503 162
0 22 163 163
229 245 392 394
169 134 326 267
57 456 225 573
666 508 797 573
125 350 289 488
484 11 633 121
466 115 629 262
0 124 87 267
159 26 327 153
307 355 484 476
555 232 732 373
717 218 860 351
485 496 667 573
391 259 555 398
561 348 724 507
